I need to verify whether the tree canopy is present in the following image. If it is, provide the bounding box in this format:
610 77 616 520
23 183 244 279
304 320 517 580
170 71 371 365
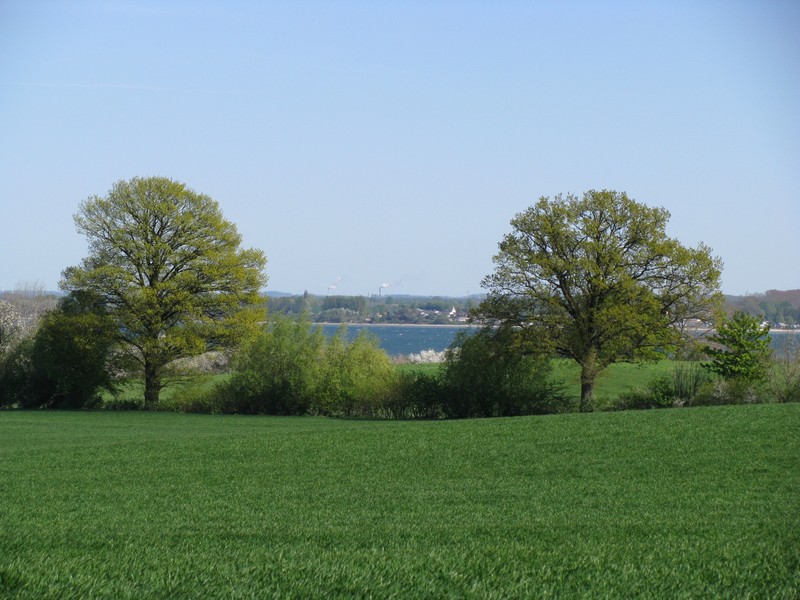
477 190 723 410
60 176 267 407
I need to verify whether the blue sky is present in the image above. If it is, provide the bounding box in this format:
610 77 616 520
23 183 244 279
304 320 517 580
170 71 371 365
1 0 798 297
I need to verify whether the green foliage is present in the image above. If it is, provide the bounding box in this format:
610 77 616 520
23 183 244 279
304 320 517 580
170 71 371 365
0 293 119 409
219 316 398 416
613 362 713 410
384 370 444 419
21 292 118 409
161 376 227 414
0 407 797 597
693 379 769 406
704 311 772 382
60 176 267 407
439 327 569 417
767 336 800 403
478 190 723 410
224 315 325 415
0 336 35 408
316 328 397 416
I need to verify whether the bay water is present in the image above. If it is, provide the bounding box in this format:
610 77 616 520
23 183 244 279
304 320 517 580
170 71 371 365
317 324 473 357
318 323 798 359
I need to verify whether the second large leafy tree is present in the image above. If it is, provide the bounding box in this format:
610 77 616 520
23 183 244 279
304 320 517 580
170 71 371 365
478 190 722 410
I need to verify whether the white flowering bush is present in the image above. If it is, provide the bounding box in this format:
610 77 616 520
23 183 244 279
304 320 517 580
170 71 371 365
406 349 447 364
0 300 25 352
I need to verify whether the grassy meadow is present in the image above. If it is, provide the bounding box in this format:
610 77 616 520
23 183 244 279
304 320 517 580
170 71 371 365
400 359 682 408
1 404 798 598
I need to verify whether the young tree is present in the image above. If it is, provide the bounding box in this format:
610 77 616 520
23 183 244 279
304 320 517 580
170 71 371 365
61 176 268 407
703 311 772 382
478 190 722 411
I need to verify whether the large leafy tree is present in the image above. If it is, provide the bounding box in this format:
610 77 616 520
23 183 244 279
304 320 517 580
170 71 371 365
61 176 268 407
478 190 723 411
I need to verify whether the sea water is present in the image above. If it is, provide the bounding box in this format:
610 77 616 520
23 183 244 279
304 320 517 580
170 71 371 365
318 323 798 359
317 324 474 357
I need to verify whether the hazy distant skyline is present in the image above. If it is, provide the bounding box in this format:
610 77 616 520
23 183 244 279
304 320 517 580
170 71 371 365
1 1 798 296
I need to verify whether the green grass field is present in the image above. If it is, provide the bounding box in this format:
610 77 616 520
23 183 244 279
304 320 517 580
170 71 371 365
1 405 798 598
551 359 686 407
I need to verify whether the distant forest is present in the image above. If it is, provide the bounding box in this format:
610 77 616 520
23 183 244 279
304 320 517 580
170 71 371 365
3 287 799 328
726 290 800 328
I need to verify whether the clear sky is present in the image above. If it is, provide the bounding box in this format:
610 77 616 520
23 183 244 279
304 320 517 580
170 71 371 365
1 0 798 297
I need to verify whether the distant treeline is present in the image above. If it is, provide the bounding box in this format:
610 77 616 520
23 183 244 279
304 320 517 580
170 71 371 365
265 292 479 325
3 288 799 327
726 290 800 328
266 289 800 327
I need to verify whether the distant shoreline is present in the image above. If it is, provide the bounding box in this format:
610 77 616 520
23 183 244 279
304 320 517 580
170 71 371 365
317 323 800 332
314 322 474 328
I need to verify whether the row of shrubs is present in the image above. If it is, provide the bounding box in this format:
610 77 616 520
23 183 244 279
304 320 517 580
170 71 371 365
611 359 800 410
165 320 800 417
164 319 572 418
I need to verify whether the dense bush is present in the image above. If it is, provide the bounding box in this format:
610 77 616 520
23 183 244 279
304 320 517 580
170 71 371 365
27 293 118 408
0 292 119 409
383 370 444 419
609 359 795 410
439 327 569 418
0 336 36 408
692 379 769 406
221 316 325 414
315 328 397 416
167 320 569 419
188 316 399 416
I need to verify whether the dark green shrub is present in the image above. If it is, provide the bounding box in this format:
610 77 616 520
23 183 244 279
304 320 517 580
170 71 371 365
24 292 118 409
439 327 568 418
693 379 768 406
384 371 444 419
613 385 673 411
0 336 36 408
101 396 145 411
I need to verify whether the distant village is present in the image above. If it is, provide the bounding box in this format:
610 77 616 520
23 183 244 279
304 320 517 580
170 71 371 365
2 287 799 329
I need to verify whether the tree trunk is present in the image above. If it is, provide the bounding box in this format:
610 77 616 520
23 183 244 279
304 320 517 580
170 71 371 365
144 359 161 409
579 372 594 412
579 350 599 412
